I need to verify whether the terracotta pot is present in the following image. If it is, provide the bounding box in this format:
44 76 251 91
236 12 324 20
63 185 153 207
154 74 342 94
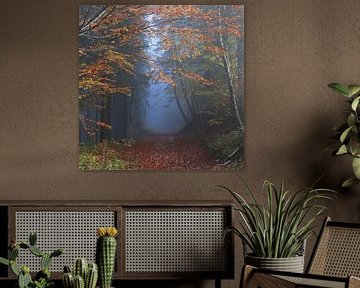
245 254 304 273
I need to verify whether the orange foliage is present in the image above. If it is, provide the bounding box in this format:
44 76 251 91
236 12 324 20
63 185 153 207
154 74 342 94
79 4 243 135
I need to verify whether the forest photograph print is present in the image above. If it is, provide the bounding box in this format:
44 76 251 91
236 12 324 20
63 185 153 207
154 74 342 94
79 5 244 170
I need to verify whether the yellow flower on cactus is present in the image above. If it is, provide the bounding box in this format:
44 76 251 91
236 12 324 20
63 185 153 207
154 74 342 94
21 265 30 273
97 227 118 237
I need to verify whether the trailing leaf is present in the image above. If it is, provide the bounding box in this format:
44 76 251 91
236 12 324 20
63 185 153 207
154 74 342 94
336 145 348 155
329 82 360 186
342 177 360 188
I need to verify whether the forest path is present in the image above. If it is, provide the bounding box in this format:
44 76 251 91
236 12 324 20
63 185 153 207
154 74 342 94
119 134 220 170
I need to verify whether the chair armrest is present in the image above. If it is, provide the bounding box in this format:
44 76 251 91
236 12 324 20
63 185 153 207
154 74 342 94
240 265 296 288
349 276 360 288
240 265 254 288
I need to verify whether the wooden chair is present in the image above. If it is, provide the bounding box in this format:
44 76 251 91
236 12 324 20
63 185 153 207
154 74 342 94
241 217 360 288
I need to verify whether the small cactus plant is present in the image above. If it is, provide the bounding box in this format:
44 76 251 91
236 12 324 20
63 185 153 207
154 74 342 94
96 227 118 288
0 232 63 288
62 259 98 288
74 258 88 280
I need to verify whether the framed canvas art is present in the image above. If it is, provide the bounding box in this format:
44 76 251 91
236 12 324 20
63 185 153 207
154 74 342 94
79 5 244 170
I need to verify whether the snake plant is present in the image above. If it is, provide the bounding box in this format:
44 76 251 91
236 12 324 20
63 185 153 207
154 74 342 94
222 178 335 258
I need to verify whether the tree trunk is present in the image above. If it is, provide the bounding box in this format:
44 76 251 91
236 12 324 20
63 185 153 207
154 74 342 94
217 6 244 132
173 84 190 123
100 95 110 142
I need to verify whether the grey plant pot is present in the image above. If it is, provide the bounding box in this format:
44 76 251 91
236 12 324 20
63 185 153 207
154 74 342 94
245 254 305 273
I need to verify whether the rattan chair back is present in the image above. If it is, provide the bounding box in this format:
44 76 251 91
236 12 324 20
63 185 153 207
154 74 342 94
307 217 360 278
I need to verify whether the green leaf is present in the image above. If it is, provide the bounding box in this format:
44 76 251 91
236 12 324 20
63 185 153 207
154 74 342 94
342 177 360 188
222 179 335 258
336 145 348 155
340 126 353 143
347 114 356 128
351 96 360 111
347 85 360 96
349 136 360 156
10 261 20 276
0 257 9 266
352 157 360 179
328 83 351 97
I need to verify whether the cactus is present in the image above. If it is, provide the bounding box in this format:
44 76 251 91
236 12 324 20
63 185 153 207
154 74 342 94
96 227 118 288
64 265 72 273
35 268 50 282
85 263 98 288
63 260 98 288
74 275 85 288
19 243 29 249
18 270 32 288
9 246 19 260
29 245 44 257
63 272 74 288
41 253 52 270
74 258 88 279
10 260 20 276
51 248 64 257
29 232 37 246
0 232 63 288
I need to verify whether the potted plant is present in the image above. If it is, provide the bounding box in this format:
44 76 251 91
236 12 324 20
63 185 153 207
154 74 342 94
221 179 334 273
328 83 360 187
0 232 63 288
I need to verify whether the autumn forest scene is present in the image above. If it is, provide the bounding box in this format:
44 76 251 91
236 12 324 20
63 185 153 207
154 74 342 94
79 5 244 170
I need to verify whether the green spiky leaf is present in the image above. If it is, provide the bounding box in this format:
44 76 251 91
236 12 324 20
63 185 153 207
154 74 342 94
220 178 335 258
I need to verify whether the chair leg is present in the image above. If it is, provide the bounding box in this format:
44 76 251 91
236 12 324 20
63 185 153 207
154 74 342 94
215 278 221 288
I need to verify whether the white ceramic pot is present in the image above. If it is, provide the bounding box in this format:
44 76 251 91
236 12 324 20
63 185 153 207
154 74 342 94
245 254 305 273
